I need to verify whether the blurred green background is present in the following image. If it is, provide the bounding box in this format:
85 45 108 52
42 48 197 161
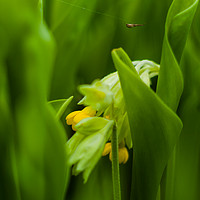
0 0 200 200
48 0 172 102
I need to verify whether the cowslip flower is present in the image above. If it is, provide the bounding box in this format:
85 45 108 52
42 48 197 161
65 59 160 182
66 106 96 131
102 142 129 164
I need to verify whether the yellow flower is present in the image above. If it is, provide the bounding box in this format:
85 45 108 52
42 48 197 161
102 142 129 164
66 106 96 131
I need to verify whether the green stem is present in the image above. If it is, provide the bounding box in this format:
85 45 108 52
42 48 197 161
111 125 121 200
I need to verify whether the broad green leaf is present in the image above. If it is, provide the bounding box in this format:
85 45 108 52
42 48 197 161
170 2 200 200
155 0 199 199
0 0 68 199
112 48 182 200
157 0 199 111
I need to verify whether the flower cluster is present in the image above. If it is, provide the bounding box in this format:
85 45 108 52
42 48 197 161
66 60 160 182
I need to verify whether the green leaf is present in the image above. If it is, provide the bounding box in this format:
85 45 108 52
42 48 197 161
0 1 68 199
168 2 200 200
112 48 182 200
155 0 199 199
157 0 199 111
48 96 73 119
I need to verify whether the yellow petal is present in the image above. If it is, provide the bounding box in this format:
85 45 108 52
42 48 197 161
82 106 96 116
119 147 129 164
109 147 129 164
109 151 112 161
102 143 112 156
122 147 129 164
118 148 124 164
66 111 81 125
73 113 90 124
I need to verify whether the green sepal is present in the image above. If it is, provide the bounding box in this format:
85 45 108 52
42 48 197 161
75 117 113 136
117 112 132 149
66 132 85 155
78 80 113 115
66 119 114 183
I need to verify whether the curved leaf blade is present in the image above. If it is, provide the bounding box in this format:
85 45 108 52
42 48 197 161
112 48 182 200
157 0 199 111
48 96 73 119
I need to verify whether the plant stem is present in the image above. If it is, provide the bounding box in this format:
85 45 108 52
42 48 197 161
111 125 121 200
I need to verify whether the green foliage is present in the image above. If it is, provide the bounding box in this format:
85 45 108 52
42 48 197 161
112 48 182 200
157 0 199 111
170 2 200 200
0 0 68 199
1 0 200 200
